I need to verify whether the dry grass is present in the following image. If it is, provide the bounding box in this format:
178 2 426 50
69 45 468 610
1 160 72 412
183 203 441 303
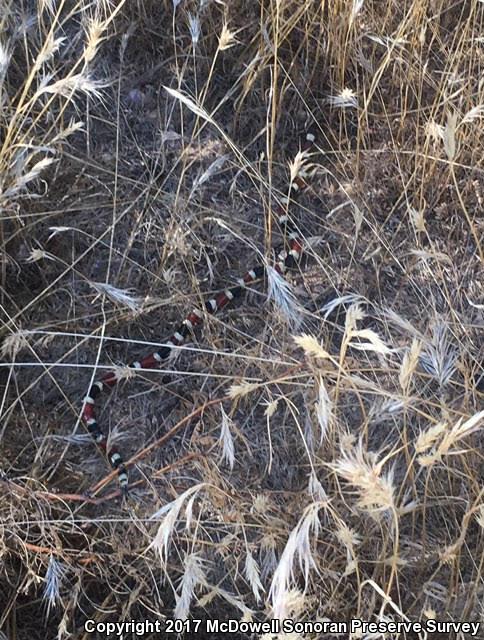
1 0 483 637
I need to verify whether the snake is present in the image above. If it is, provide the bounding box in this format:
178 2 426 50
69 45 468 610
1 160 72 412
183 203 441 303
81 131 316 493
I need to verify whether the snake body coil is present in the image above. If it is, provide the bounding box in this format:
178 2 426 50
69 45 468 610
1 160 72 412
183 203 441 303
81 131 316 492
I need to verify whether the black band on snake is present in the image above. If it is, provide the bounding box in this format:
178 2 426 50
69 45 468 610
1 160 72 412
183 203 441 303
81 131 316 493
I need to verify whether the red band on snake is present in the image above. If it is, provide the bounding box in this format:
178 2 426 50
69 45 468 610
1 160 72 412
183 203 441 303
81 131 316 493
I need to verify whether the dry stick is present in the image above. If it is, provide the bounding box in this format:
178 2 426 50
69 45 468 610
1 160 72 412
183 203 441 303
92 452 203 502
88 396 226 495
1 451 202 506
0 477 100 506
89 363 304 495
37 490 99 505
87 453 203 502
19 542 98 566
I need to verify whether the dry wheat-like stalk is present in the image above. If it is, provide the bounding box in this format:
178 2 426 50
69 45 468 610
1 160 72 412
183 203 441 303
244 551 264 603
42 556 68 618
198 585 253 618
327 87 359 109
228 381 260 400
266 265 302 329
1 330 31 359
218 24 240 51
320 294 365 320
288 148 311 184
330 442 396 515
89 282 143 312
36 33 66 66
418 410 484 467
148 484 207 566
314 375 332 443
336 520 361 576
443 111 458 161
37 73 106 100
174 553 208 620
83 17 106 64
419 320 458 387
399 338 422 394
415 422 447 455
187 13 201 47
268 502 323 619
2 157 56 199
348 327 392 355
308 471 328 501
218 407 235 470
293 334 331 360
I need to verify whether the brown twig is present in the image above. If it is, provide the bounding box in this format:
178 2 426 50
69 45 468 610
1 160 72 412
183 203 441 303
89 395 228 495
20 541 98 565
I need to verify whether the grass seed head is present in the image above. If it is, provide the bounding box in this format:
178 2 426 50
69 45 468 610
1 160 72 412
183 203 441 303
174 553 208 620
148 484 206 567
331 442 395 514
1 330 31 359
218 407 235 470
84 18 106 64
244 551 264 603
187 13 201 46
315 376 332 443
228 381 259 400
218 24 239 51
419 320 458 387
43 556 67 617
399 338 422 393
294 334 330 360
266 265 302 330
90 282 143 312
327 87 358 109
